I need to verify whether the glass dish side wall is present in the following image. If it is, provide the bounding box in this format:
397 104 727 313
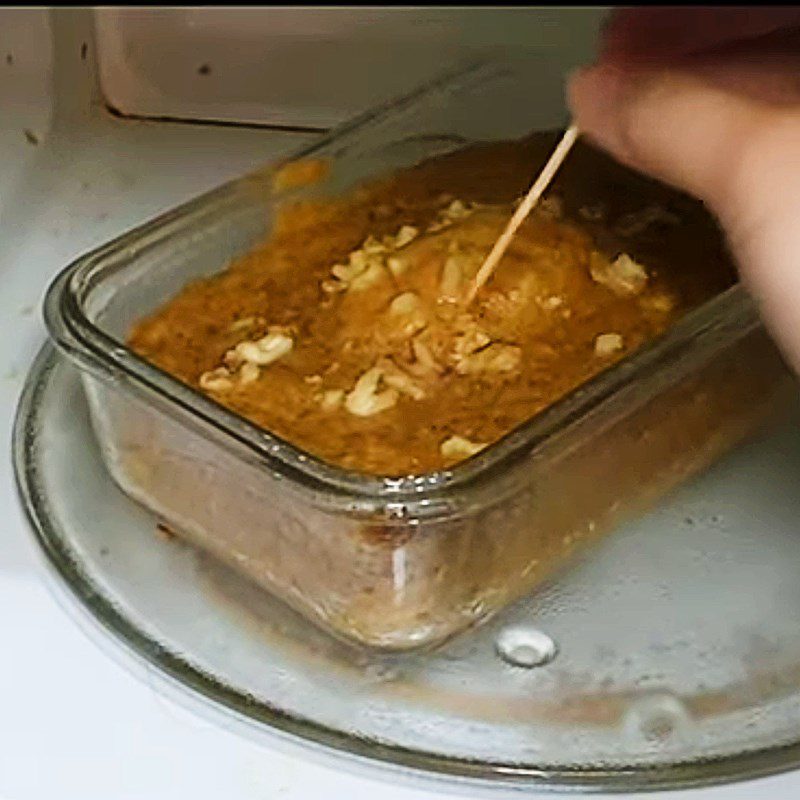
76 292 793 650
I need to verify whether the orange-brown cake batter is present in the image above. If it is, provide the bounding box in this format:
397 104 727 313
128 134 736 475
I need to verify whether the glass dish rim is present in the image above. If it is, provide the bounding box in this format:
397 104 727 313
43 58 758 512
13 342 800 793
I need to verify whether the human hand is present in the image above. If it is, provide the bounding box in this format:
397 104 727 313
567 8 800 372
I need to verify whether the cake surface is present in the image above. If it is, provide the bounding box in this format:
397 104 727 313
129 135 735 475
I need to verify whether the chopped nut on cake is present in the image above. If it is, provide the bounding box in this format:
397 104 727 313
590 252 648 297
393 224 419 249
319 388 345 412
536 195 563 220
639 292 676 315
594 332 624 357
440 435 487 461
238 362 261 385
199 367 235 393
345 364 399 417
455 342 522 375
376 357 425 400
227 327 294 367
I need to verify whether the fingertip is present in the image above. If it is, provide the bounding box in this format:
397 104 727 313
566 64 629 157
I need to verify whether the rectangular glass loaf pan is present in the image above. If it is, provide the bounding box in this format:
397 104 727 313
44 60 795 651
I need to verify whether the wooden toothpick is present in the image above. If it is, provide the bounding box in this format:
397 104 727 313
464 124 579 305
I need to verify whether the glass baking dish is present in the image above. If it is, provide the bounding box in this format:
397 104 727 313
44 59 795 651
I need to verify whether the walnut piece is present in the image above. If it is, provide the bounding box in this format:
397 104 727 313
344 356 426 416
539 294 564 310
439 254 464 301
594 332 624 357
321 279 346 294
348 260 386 292
427 198 475 233
393 224 419 249
361 234 387 255
331 250 368 283
199 367 234 393
590 252 648 296
455 342 521 375
440 435 487 461
228 316 260 333
386 255 407 277
639 292 676 315
376 357 425 400
327 224 420 294
200 327 294 393
409 337 443 377
443 199 471 221
536 195 563 220
344 365 399 417
319 388 345 412
483 289 526 319
239 362 261 385
331 248 388 293
426 218 452 234
387 291 427 338
389 291 421 316
228 327 294 367
452 325 491 361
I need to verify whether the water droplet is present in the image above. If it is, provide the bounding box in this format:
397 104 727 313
495 626 557 668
